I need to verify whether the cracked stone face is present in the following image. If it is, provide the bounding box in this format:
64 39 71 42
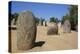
17 11 36 50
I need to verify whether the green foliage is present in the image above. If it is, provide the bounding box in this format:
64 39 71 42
69 5 78 30
61 14 69 24
11 13 19 25
50 17 59 23
35 17 40 24
61 5 78 30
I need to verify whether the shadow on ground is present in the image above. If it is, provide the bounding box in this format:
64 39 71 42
34 41 45 47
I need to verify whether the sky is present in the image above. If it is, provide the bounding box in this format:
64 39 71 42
10 1 69 20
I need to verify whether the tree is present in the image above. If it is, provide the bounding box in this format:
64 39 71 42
61 5 78 30
35 17 40 25
11 13 19 25
68 5 78 30
50 17 59 23
40 18 45 26
61 14 69 24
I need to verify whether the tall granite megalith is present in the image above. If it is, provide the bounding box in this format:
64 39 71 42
63 20 71 33
17 11 36 50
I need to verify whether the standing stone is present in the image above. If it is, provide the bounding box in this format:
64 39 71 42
63 20 71 33
41 20 43 26
45 21 47 26
38 20 41 26
43 21 47 26
39 19 43 26
17 11 36 50
11 18 15 25
47 23 58 35
58 22 61 28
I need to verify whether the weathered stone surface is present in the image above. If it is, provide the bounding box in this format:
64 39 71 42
45 21 47 26
43 21 47 26
11 18 15 25
47 23 58 35
63 20 71 33
58 22 61 28
38 21 41 26
17 11 36 50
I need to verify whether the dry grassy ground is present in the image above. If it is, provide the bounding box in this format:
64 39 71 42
11 25 78 53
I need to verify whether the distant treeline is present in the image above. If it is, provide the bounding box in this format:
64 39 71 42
10 5 78 30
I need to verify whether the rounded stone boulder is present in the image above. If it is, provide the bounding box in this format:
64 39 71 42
47 23 58 35
17 11 36 50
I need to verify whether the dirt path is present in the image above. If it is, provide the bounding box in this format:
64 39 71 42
11 25 78 53
24 26 78 52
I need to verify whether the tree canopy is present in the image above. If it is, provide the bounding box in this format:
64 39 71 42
61 5 78 30
50 17 59 23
